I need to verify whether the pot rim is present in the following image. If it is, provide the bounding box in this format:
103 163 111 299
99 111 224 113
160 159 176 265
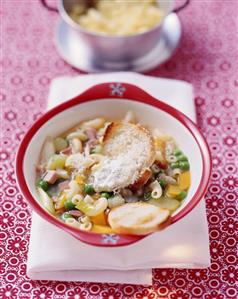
59 0 171 39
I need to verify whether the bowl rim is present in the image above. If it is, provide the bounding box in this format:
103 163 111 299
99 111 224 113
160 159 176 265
15 82 212 247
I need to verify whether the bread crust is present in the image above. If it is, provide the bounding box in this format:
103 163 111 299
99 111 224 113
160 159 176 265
108 202 170 235
129 168 152 191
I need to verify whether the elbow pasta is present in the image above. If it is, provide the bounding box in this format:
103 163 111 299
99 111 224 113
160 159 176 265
70 138 83 154
66 130 88 141
151 186 163 199
71 194 84 205
78 215 93 232
166 155 177 163
80 215 91 223
172 168 182 176
65 180 81 200
98 122 111 137
79 221 92 231
149 181 163 199
83 195 94 204
123 110 136 123
82 118 105 129
65 218 80 228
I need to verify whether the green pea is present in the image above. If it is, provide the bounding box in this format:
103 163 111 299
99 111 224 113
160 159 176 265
179 161 190 171
64 201 75 210
101 192 112 199
171 162 179 169
177 155 188 162
143 192 151 201
84 184 95 195
176 191 187 200
61 212 73 221
174 149 183 156
159 179 167 189
37 179 49 191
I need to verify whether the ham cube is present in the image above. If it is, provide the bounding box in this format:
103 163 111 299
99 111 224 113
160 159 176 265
60 147 72 155
43 170 58 184
58 180 69 191
85 128 97 140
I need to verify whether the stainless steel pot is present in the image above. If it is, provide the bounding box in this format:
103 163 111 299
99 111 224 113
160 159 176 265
41 0 189 69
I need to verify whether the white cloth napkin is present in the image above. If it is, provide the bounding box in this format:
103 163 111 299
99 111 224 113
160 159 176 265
27 72 210 285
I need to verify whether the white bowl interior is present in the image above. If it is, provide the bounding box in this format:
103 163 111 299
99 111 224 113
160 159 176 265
24 99 203 217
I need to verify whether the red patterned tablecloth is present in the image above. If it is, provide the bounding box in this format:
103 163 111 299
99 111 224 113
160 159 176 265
1 0 238 298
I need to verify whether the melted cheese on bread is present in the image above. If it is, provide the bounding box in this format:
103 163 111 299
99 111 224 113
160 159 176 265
89 122 155 192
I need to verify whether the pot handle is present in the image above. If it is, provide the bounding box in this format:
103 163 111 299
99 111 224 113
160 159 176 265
40 0 58 13
173 0 190 13
41 0 190 14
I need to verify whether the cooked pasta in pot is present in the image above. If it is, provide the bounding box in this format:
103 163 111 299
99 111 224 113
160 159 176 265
70 0 164 36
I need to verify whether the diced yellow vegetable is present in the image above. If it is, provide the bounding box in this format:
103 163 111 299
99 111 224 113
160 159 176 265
178 171 191 190
54 137 68 152
75 174 85 184
46 154 67 170
76 197 108 217
166 185 181 198
55 194 67 210
155 139 165 154
148 198 180 212
76 200 92 214
37 187 55 214
155 136 171 150
91 212 107 226
91 224 114 234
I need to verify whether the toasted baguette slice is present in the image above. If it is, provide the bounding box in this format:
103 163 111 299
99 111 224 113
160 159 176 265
108 202 169 235
89 122 155 192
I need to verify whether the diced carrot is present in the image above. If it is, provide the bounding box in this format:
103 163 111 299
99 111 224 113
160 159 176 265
155 137 169 150
91 224 114 234
91 212 107 226
178 171 191 190
155 160 168 169
75 174 85 185
166 185 181 198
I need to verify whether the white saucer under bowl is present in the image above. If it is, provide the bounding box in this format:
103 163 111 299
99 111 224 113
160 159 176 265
55 13 181 73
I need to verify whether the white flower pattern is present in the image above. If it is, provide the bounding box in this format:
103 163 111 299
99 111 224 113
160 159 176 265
101 234 120 244
109 83 126 97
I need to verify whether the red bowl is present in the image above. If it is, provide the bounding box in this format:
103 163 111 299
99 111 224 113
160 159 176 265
16 83 211 247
